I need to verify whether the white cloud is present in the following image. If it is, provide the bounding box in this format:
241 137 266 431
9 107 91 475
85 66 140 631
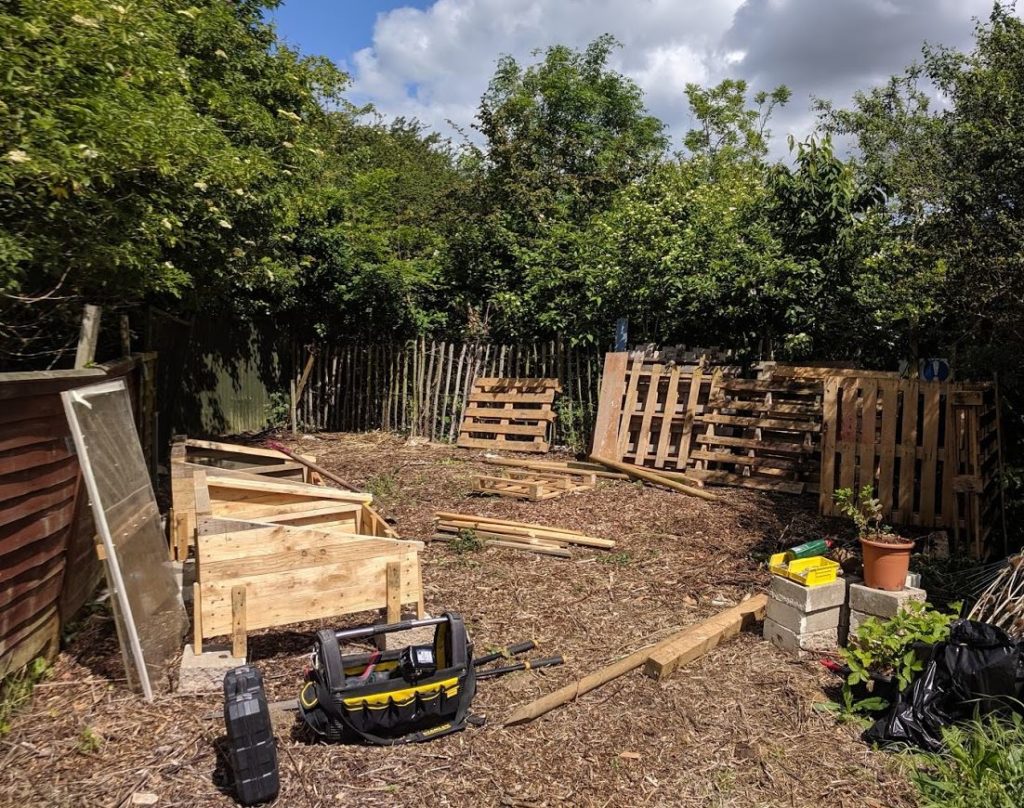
347 0 1006 156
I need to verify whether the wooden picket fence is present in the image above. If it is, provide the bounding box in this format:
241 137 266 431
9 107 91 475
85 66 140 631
291 339 603 449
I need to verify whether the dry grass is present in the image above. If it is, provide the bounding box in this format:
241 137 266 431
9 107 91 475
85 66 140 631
0 433 913 807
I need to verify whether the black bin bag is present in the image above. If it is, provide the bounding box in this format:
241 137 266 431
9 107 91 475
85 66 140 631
864 619 1023 751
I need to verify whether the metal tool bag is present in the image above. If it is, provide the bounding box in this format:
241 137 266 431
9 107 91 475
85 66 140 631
298 613 476 745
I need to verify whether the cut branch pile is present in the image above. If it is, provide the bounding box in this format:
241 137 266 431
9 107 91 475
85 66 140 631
432 511 614 558
968 555 1024 639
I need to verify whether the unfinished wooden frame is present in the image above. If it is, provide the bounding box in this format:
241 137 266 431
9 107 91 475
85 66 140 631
189 470 423 655
474 469 597 501
457 377 561 453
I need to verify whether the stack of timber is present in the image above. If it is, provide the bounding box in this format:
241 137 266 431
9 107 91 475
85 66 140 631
475 469 596 502
688 376 823 494
169 437 395 561
483 455 630 480
457 377 561 453
432 512 615 558
189 469 423 656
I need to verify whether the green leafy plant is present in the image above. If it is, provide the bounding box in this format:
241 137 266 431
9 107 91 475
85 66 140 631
365 472 398 502
907 712 1024 808
450 528 483 554
77 725 103 754
0 657 50 737
597 551 632 567
834 484 888 539
838 599 960 714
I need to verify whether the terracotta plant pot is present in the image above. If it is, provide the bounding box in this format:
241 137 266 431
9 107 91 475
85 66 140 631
860 536 915 591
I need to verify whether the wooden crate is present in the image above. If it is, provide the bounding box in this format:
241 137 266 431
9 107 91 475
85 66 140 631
474 470 597 501
457 377 561 453
818 377 1002 556
688 377 823 494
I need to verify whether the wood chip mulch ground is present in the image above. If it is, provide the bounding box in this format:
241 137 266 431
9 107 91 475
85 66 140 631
0 433 916 808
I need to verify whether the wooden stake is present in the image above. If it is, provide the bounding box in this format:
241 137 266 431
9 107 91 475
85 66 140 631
386 561 402 624
74 304 102 369
505 597 765 726
589 455 719 502
192 582 203 654
231 585 247 659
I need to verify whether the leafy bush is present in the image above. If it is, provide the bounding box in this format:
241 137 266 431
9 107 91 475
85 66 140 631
450 529 483 554
834 484 888 539
908 713 1024 808
839 600 959 713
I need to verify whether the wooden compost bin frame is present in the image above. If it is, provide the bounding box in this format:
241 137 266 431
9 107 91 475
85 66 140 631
179 467 423 655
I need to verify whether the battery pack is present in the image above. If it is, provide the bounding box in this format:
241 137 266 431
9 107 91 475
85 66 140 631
223 665 279 805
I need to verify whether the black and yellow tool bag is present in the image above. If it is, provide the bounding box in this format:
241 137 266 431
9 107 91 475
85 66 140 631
298 613 476 745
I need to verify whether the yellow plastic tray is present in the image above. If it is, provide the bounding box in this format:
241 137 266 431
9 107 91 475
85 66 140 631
769 553 840 587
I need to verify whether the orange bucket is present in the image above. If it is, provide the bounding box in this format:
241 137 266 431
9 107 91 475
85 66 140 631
860 536 914 591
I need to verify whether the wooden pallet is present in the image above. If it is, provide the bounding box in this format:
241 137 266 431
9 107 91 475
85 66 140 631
689 377 823 494
818 377 1002 557
457 377 561 453
474 470 597 501
591 354 730 472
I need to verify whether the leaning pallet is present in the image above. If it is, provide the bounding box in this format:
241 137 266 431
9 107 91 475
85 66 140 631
457 377 561 453
190 470 424 657
474 470 596 501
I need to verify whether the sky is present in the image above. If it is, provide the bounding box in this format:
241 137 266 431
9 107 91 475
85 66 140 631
268 0 1005 155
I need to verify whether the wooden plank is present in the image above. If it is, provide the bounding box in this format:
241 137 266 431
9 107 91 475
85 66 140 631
199 550 421 637
455 436 547 452
481 457 628 480
697 414 821 432
458 421 548 437
676 367 704 470
466 391 557 404
858 380 878 494
435 520 614 549
838 381 859 492
897 380 920 523
433 511 587 535
686 468 806 494
695 434 813 454
919 385 941 526
231 586 247 659
876 379 899 516
193 582 203 653
644 595 767 679
199 526 418 570
505 598 765 726
463 406 556 421
688 450 800 471
634 363 664 464
719 379 822 395
386 561 402 624
591 353 629 458
815 376 839 509
204 475 372 503
590 455 719 502
653 367 682 468
431 534 572 558
615 359 644 459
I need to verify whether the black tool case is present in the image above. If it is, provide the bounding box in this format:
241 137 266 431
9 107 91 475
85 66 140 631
223 665 279 805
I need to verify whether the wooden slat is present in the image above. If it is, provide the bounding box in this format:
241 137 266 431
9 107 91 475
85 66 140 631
459 421 548 437
634 363 663 464
698 413 820 432
919 385 941 525
466 391 556 404
615 359 645 458
897 381 920 523
695 434 813 454
838 381 858 492
591 353 629 458
876 379 898 515
686 469 805 494
462 406 556 421
858 380 878 494
675 367 704 470
653 367 681 468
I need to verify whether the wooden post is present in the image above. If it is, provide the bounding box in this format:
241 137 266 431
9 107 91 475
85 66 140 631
231 585 247 659
74 304 102 368
192 583 203 654
386 562 402 624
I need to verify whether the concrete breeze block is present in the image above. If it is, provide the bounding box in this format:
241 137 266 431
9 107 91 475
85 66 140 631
848 584 926 619
178 643 245 694
763 618 838 655
769 575 847 612
766 598 842 634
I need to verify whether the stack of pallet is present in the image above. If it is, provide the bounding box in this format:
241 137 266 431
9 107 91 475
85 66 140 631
689 377 823 494
457 377 561 453
474 469 596 501
432 512 615 558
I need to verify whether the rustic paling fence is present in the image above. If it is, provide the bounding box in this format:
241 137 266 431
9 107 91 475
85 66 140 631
291 339 604 449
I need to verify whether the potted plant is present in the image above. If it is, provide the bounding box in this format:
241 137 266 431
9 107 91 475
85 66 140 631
834 485 914 591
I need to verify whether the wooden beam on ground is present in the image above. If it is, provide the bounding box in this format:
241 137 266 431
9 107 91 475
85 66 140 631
505 597 764 726
482 455 629 480
231 585 247 659
643 595 767 680
431 535 572 558
589 455 719 502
